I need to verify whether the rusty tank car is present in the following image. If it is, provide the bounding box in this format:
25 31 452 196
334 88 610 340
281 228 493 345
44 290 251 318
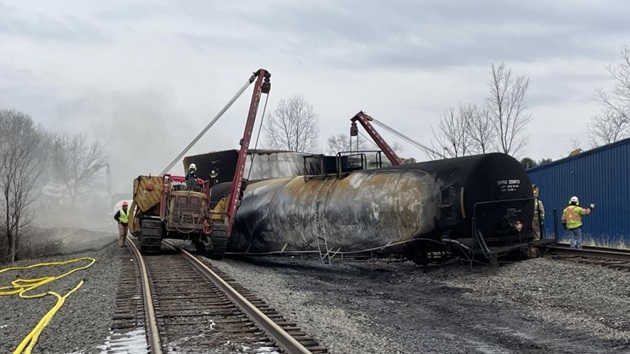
207 152 535 264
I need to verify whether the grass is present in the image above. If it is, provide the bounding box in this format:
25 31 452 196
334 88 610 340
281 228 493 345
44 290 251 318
552 234 629 250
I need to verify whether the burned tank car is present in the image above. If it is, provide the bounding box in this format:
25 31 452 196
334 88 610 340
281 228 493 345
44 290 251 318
211 152 534 259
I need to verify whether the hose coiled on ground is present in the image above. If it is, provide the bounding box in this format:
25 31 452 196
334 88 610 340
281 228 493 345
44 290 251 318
0 257 96 354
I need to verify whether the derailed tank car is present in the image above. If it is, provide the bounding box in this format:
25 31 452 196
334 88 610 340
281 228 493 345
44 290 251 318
210 152 535 263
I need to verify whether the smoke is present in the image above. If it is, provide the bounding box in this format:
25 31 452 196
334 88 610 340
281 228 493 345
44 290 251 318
53 88 234 195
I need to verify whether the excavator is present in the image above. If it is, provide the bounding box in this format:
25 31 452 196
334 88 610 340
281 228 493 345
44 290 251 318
128 69 271 258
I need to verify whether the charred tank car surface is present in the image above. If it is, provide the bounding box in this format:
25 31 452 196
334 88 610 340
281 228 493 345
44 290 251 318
210 152 535 263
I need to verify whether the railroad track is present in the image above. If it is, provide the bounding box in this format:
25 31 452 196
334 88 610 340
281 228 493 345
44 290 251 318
101 239 328 353
544 245 630 272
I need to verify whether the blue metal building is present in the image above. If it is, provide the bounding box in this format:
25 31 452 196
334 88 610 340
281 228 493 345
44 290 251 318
527 137 630 246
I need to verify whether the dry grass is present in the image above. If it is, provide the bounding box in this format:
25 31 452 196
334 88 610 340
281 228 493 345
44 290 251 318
555 235 629 250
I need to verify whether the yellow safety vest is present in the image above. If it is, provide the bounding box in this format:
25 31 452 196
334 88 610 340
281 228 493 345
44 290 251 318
562 205 585 229
119 209 129 224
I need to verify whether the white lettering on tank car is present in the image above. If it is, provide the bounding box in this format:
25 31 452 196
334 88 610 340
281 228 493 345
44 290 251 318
497 179 520 193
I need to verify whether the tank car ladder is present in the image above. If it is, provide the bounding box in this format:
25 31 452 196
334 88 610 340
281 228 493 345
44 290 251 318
316 234 340 264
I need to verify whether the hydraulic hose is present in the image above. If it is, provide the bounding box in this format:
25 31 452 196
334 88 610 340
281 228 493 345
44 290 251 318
0 257 96 354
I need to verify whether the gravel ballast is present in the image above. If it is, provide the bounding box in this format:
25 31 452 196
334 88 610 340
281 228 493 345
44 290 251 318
3 231 630 353
0 231 121 354
209 255 630 354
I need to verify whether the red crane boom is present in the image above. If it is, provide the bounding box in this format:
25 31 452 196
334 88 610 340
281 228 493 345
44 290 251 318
223 69 271 236
350 111 403 166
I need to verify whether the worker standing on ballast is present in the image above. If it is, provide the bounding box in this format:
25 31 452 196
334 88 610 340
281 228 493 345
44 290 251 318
114 201 130 248
532 184 545 240
562 196 594 249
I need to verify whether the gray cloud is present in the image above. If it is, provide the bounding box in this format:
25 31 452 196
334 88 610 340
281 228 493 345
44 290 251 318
0 11 109 43
209 0 630 70
1 0 628 163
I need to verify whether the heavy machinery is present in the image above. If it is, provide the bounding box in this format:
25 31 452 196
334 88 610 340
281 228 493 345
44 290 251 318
349 111 403 165
128 68 271 257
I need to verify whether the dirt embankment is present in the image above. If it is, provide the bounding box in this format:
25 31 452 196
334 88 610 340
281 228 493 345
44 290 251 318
16 208 119 260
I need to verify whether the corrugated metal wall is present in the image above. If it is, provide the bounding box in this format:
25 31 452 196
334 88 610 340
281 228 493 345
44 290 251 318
527 138 630 246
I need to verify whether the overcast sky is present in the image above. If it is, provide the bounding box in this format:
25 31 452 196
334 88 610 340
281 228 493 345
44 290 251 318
1 0 628 192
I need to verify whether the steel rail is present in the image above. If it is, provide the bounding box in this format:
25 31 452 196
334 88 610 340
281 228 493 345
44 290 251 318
164 241 313 354
544 244 630 261
126 239 163 354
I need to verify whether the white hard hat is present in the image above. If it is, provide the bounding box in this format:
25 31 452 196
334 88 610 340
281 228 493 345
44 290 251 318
570 196 579 203
189 163 196 170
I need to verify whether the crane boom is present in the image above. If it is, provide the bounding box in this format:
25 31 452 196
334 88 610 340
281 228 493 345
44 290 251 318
224 69 271 236
350 111 403 165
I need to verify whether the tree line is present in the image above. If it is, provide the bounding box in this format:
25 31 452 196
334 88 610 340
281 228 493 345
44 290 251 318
0 109 106 263
262 95 412 160
427 44 630 161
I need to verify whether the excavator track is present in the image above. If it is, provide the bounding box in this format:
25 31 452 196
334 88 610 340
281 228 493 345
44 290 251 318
139 218 163 253
208 223 229 260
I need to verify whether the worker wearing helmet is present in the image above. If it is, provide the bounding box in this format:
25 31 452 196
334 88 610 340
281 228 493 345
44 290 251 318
185 163 198 182
114 201 130 248
532 184 545 240
561 196 594 249
185 163 198 190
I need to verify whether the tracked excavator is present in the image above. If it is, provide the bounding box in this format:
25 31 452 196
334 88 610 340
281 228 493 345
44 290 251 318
128 69 271 258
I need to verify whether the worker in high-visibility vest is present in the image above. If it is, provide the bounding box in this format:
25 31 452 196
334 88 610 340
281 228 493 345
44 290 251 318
532 184 545 240
562 196 594 249
114 201 130 248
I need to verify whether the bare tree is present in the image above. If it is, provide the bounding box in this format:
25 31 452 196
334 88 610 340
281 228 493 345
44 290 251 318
589 45 630 146
391 141 404 153
264 95 320 152
570 138 582 151
327 133 368 154
50 133 107 208
430 105 474 158
467 105 496 154
485 63 533 156
0 109 46 263
588 109 629 147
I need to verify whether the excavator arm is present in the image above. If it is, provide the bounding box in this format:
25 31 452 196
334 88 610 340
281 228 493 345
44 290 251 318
350 111 403 166
223 69 271 236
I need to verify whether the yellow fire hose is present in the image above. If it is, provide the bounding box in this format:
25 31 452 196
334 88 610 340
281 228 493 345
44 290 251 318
0 257 96 354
